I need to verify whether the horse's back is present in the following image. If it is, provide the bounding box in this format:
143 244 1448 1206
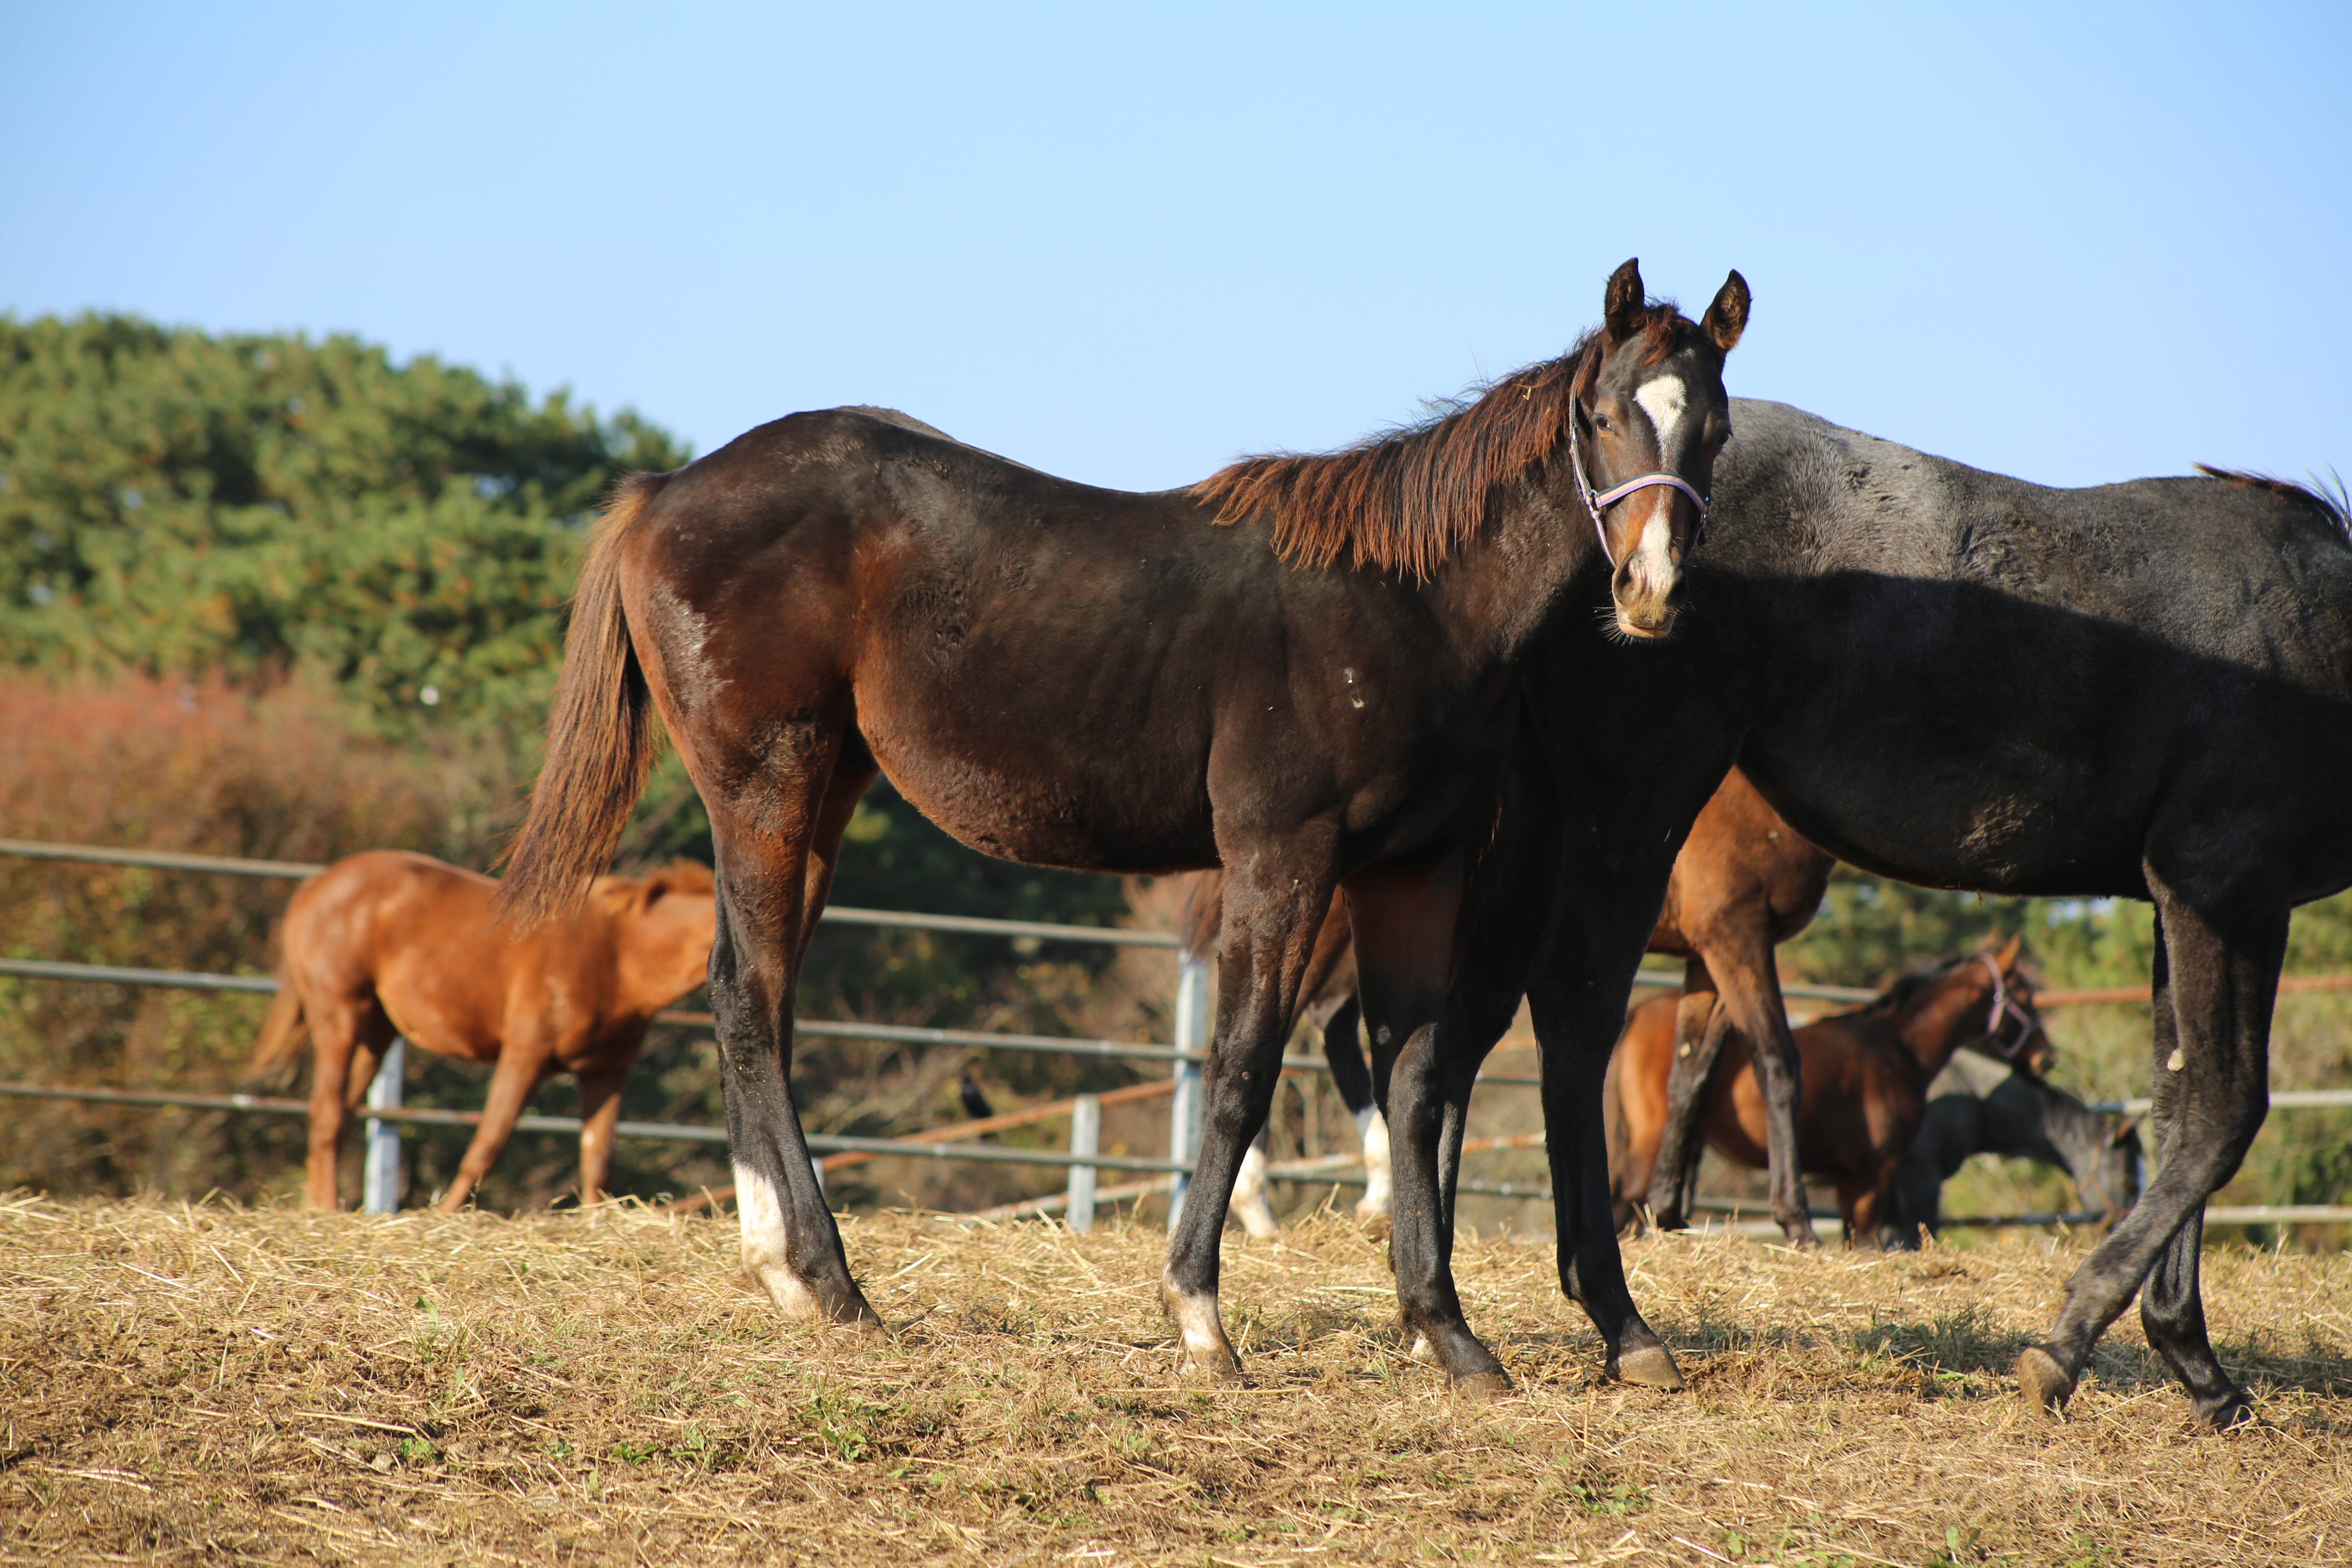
1713 401 2352 897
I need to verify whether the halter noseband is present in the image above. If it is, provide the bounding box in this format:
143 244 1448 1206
1567 388 1711 569
1979 953 2045 1062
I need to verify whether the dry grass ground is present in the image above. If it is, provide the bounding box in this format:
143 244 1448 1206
4 1196 2350 1567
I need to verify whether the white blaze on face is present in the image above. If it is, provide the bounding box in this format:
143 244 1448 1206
735 1158 820 1319
1628 374 1689 590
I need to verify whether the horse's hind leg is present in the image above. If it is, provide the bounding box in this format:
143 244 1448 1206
1645 956 1722 1229
575 1065 631 1205
1662 921 1817 1247
2019 872 2281 1426
1316 997 1390 1217
706 750 881 1329
301 995 389 1210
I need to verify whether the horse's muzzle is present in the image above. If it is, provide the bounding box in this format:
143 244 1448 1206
1611 559 1683 640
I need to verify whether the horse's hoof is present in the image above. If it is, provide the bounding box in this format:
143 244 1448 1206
2195 1387 2256 1430
2015 1346 2076 1414
1176 1348 1246 1384
1359 1212 1393 1244
1610 1344 1686 1391
1450 1368 1515 1401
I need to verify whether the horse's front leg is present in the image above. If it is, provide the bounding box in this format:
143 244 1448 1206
1161 845 1337 1379
1349 851 1518 1393
2018 869 2281 1427
439 1041 555 1212
1525 871 1686 1391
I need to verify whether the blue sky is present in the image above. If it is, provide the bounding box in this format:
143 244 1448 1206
4 2 2345 492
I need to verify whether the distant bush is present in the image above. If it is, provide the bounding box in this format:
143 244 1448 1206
0 312 689 747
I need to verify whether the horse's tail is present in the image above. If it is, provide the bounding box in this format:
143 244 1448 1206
498 472 669 929
248 983 309 1087
1175 869 1225 962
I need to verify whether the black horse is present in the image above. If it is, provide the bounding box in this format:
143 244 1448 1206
1891 1046 2144 1243
1408 398 2351 1423
499 261 1749 1392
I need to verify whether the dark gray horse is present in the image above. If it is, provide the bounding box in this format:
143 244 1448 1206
1390 397 2350 1425
1890 1048 2144 1244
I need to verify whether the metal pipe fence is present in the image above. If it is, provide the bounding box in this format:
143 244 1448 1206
7 837 2352 1231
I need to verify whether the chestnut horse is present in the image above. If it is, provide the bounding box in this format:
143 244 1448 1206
1442 398 2352 1424
1606 937 2042 1246
498 261 1751 1392
251 851 716 1211
1180 766 1834 1225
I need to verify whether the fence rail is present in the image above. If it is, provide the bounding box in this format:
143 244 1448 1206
8 837 2351 1229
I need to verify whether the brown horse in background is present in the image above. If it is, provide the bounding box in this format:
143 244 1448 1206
1606 935 2042 1246
1179 766 1834 1228
251 851 716 1212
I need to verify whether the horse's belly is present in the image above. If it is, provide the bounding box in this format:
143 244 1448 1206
874 740 1215 874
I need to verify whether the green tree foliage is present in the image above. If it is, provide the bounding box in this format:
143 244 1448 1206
0 313 688 739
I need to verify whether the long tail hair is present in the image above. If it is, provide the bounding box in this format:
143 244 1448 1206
247 984 308 1087
498 472 668 928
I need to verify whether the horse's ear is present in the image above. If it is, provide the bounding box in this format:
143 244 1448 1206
1604 258 1646 343
1702 270 1750 354
1993 932 2024 971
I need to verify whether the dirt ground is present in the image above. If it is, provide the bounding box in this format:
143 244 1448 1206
4 1194 2349 1566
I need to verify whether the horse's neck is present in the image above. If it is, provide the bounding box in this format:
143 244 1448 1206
1958 1073 2071 1166
1425 479 1599 668
1895 982 1993 1081
2020 1083 2112 1180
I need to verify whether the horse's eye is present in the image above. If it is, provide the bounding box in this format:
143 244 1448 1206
1592 412 1613 433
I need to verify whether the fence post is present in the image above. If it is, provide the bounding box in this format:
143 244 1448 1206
363 1036 406 1216
1167 955 1209 1230
1066 1093 1102 1232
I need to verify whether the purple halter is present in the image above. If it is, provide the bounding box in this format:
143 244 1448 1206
1980 953 2045 1062
1567 390 1711 568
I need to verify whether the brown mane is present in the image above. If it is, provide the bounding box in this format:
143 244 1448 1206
1193 307 1695 579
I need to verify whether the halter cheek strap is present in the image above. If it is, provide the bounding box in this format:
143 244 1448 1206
1567 395 1711 569
1980 953 2044 1062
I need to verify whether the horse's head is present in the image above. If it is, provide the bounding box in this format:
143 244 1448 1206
1891 933 2045 1078
595 860 719 1007
1569 258 1749 639
2076 1114 2145 1231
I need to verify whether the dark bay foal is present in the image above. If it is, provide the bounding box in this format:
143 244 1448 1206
499 261 1750 1392
1607 939 2042 1246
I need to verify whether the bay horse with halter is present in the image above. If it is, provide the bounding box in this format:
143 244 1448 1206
249 850 716 1211
1178 764 1835 1226
1607 937 2044 1246
1447 398 2352 1424
498 261 1750 1392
